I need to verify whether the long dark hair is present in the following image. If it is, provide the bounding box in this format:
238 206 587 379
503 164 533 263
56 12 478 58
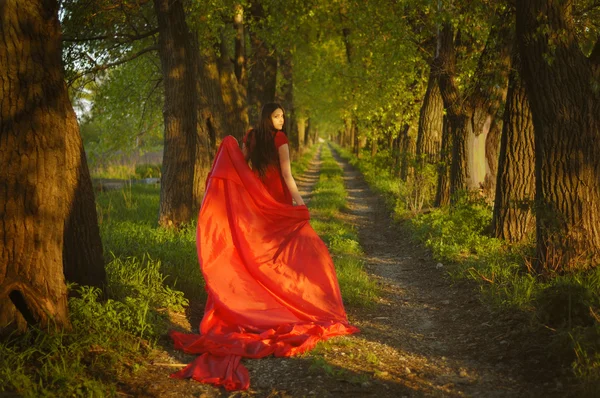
246 103 285 177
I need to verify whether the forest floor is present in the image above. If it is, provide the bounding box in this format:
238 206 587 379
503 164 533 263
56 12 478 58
120 146 573 397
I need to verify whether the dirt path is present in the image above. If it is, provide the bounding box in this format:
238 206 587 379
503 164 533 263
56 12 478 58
327 146 570 398
123 146 570 397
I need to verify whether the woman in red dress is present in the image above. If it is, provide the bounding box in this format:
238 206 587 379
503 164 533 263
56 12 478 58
242 103 304 206
169 103 358 391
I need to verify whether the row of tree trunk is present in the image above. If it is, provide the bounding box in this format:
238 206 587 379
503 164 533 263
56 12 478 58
336 2 600 273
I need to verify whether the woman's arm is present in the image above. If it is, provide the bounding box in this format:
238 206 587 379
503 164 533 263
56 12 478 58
278 144 305 206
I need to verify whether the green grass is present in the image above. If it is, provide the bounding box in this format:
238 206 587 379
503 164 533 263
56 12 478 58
333 143 600 395
0 258 186 397
96 184 202 299
309 145 379 307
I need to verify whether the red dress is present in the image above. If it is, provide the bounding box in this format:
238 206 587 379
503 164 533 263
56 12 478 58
242 130 293 205
168 136 358 391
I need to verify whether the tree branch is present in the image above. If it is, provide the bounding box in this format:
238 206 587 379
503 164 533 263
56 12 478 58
62 28 159 43
67 45 159 86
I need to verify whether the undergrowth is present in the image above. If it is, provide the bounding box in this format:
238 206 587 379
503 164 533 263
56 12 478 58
0 256 187 397
333 143 600 395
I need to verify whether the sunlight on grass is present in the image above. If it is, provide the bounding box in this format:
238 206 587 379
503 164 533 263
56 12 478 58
309 145 379 307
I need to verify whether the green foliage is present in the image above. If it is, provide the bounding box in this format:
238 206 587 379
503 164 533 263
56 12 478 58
79 54 164 169
96 185 202 299
135 164 162 179
411 196 502 262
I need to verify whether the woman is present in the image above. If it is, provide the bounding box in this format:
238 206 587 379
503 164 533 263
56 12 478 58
242 103 304 206
169 103 358 391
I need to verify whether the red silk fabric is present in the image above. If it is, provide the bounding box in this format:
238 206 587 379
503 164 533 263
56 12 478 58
169 136 359 390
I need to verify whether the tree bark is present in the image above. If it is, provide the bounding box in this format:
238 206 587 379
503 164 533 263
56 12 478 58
192 42 225 208
517 0 600 271
399 124 416 182
438 19 512 203
436 24 470 200
0 0 77 331
219 10 250 140
247 1 277 124
468 16 512 202
297 117 306 148
434 115 452 207
63 142 106 290
277 50 298 150
416 68 443 163
233 3 246 85
153 0 197 228
492 53 536 242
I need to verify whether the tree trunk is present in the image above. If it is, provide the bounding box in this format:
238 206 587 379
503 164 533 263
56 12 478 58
469 16 512 202
438 19 512 203
233 3 246 86
437 24 471 200
482 119 502 202
219 20 249 140
193 43 226 208
492 53 536 242
0 0 76 332
297 117 306 148
247 1 277 124
416 68 443 163
434 115 452 207
154 0 197 228
371 138 378 157
399 125 415 182
304 118 311 147
63 142 106 290
278 50 298 150
517 0 600 271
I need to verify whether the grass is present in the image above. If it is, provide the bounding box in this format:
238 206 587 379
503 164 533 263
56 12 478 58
333 143 600 395
91 163 162 180
308 144 379 307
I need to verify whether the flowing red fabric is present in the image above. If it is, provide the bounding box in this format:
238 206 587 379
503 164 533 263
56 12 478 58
169 136 359 390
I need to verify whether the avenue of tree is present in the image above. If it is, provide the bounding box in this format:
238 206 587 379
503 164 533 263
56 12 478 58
0 0 599 334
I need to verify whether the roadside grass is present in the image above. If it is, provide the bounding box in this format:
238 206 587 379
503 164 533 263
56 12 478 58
0 256 187 397
332 143 600 395
308 144 379 308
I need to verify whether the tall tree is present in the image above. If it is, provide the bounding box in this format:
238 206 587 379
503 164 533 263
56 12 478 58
277 50 299 150
218 19 249 139
153 0 197 228
416 67 443 163
438 16 511 203
434 115 452 207
247 0 277 124
492 52 536 242
1 0 105 331
517 0 600 271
